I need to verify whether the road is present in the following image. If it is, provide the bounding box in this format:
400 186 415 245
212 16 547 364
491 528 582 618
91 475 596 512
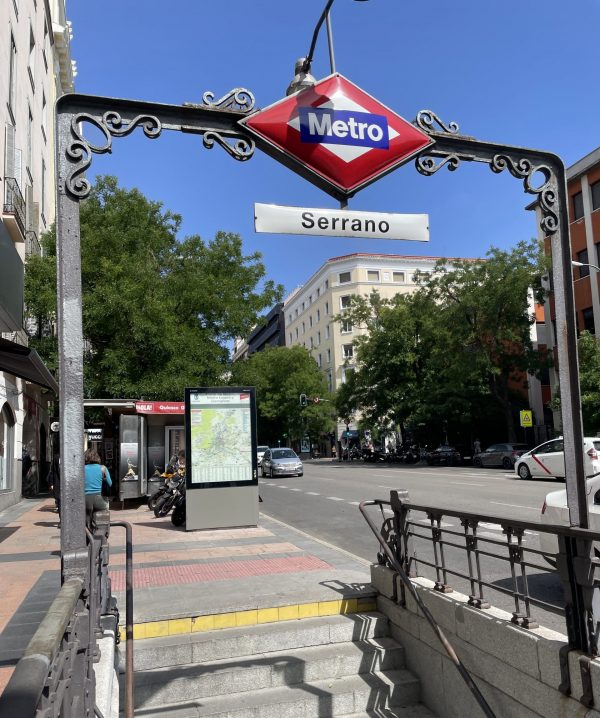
258 459 567 634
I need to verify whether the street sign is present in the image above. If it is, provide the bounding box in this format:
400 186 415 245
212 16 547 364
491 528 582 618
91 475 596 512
520 410 533 428
254 203 429 241
240 74 434 198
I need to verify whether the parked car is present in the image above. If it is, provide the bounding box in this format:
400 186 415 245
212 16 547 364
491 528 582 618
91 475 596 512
426 445 462 466
256 445 269 466
473 443 530 470
539 474 600 560
514 437 600 480
261 448 303 477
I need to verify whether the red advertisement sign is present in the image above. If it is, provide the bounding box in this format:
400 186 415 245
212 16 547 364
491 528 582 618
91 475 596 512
135 401 185 415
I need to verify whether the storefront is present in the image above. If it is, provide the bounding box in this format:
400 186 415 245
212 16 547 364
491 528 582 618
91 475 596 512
83 399 186 502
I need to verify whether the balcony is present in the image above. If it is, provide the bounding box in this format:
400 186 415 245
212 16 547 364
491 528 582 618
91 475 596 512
25 230 41 257
3 177 26 242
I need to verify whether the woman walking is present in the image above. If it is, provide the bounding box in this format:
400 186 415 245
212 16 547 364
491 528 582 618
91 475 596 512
84 448 112 512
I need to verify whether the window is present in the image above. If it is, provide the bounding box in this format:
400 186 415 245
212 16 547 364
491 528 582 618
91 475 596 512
325 301 329 315
8 34 16 117
43 19 48 69
592 181 600 212
325 325 330 339
341 320 353 333
316 309 320 322
582 307 595 334
309 315 313 328
573 191 584 221
0 404 15 491
317 288 320 297
577 249 589 278
339 271 351 284
310 337 313 348
327 370 333 391
288 313 292 323
393 271 405 283
302 322 305 334
41 159 46 222
289 333 292 344
367 270 379 282
41 93 47 141
343 344 354 359
27 109 33 175
295 327 299 339
302 302 305 311
309 295 312 304
317 331 321 345
28 26 35 89
295 308 298 318
340 295 352 309
325 280 329 289
326 348 331 363
318 354 322 367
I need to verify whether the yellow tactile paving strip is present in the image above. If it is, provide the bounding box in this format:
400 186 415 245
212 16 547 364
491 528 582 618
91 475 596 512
119 596 378 641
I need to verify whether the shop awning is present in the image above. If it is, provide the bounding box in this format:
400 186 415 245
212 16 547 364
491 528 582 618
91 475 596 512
0 338 59 394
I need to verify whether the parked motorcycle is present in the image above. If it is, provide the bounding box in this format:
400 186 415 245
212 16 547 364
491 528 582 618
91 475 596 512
147 456 180 510
153 471 185 518
171 483 186 527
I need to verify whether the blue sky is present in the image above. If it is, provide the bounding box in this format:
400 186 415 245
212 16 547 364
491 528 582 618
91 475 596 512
67 0 600 299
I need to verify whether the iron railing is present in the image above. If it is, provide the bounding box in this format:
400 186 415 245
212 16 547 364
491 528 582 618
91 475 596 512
3 177 26 236
0 512 130 717
360 491 600 711
25 229 41 256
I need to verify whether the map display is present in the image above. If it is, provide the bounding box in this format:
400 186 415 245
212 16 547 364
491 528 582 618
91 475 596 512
187 390 254 485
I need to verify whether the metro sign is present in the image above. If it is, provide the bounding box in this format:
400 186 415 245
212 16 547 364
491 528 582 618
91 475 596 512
239 74 434 198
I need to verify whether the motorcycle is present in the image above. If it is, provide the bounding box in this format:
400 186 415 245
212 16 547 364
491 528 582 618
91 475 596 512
153 471 185 518
171 483 186 527
146 462 176 510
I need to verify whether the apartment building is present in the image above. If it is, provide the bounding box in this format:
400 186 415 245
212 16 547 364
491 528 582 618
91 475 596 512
0 0 75 510
283 253 455 439
528 145 600 434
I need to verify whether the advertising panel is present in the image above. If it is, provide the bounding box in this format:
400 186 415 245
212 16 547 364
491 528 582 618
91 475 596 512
185 387 257 489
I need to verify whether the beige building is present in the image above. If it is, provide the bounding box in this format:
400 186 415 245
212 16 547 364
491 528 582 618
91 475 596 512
0 0 75 510
284 253 450 401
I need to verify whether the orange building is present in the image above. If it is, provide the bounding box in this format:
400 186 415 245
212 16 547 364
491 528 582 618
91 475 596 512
529 145 600 433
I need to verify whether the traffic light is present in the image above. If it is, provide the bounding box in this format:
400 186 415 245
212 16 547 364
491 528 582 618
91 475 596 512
299 394 308 407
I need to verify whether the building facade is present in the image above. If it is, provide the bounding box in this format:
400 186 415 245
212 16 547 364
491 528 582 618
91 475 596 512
528 145 600 434
0 0 74 510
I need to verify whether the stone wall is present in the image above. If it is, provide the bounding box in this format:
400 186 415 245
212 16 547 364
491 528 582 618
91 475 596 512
371 564 600 718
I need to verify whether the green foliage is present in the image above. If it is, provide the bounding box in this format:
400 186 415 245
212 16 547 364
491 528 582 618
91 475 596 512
25 176 283 399
576 331 600 433
229 346 334 445
335 240 551 442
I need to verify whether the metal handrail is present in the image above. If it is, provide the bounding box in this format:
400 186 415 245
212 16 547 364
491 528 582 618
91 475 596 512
111 521 134 718
0 578 83 714
360 498 497 718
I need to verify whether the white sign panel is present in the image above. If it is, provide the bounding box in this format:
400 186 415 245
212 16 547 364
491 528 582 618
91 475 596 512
254 203 429 241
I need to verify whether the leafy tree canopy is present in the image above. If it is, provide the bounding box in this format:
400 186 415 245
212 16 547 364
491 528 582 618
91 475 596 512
335 239 551 443
575 331 600 434
229 346 334 446
25 176 283 399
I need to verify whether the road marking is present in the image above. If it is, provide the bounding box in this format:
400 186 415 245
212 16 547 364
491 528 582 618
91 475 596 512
305 491 320 496
348 501 361 506
415 519 454 528
288 488 302 492
327 496 345 501
479 522 504 531
278 485 289 489
490 501 538 510
450 481 486 487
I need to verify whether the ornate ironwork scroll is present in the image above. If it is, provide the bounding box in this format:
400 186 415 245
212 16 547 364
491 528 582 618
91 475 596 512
194 87 256 114
413 109 559 236
66 111 162 198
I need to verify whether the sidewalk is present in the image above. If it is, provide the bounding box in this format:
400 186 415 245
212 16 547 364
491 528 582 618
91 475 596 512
0 497 375 693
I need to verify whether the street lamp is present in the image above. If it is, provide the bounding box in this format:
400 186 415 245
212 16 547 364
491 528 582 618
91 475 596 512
286 0 370 95
572 260 600 274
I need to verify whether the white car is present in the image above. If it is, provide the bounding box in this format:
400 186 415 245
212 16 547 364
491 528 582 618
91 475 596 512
514 437 600 481
256 445 269 466
539 474 600 557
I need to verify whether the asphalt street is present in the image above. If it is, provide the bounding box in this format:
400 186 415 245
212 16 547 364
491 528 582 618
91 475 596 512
258 459 568 635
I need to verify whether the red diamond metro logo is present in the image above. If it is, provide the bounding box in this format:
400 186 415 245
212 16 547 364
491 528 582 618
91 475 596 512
239 74 434 198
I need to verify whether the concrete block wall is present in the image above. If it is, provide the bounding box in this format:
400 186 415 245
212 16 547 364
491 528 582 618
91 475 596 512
371 564 600 718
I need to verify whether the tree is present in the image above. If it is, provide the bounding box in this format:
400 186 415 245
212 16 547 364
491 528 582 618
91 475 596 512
334 240 551 443
25 176 283 398
229 346 334 446
576 331 600 434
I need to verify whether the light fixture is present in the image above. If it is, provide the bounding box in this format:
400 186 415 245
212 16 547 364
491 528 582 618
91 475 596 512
286 0 371 95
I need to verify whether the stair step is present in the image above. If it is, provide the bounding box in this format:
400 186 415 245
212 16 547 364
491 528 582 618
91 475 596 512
339 706 437 718
131 669 421 717
132 638 406 708
129 613 390 672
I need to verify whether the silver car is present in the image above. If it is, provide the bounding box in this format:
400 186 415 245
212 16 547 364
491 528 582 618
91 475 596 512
473 443 530 470
261 448 303 477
